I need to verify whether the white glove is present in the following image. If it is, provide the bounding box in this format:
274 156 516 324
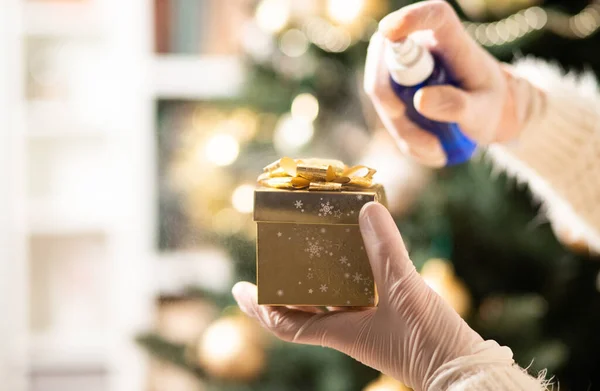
233 202 514 391
365 0 543 167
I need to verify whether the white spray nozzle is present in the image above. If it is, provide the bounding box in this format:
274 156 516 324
388 38 420 66
385 37 434 86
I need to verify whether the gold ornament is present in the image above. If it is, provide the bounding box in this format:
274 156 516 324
156 296 218 345
363 374 412 391
195 313 267 381
420 259 471 318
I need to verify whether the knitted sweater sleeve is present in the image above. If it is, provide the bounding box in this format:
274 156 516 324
434 58 600 391
445 365 549 391
426 340 550 391
488 57 600 254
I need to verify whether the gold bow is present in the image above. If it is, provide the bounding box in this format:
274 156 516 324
258 157 377 191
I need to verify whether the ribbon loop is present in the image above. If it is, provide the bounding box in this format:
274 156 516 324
259 157 377 191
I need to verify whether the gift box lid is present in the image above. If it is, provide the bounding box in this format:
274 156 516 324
254 185 386 225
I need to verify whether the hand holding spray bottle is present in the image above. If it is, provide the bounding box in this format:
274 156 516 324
385 38 476 166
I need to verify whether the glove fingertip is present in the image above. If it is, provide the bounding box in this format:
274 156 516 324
232 281 259 318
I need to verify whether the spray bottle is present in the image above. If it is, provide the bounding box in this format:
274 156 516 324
385 38 476 165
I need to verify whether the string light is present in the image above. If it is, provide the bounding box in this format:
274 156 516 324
464 1 600 47
323 27 352 52
279 29 309 58
303 17 354 53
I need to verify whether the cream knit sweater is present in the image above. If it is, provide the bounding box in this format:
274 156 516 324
436 59 600 390
490 57 600 255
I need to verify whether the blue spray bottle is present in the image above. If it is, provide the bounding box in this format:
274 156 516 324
385 38 476 166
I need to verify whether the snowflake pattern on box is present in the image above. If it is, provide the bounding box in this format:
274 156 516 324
305 238 323 258
318 201 334 217
257 207 375 306
256 189 379 306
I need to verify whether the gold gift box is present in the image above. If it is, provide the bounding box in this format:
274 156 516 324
253 158 385 307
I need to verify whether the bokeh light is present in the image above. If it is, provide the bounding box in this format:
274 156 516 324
291 93 319 122
221 108 259 142
231 184 255 214
363 375 412 391
364 383 404 391
273 114 314 153
204 134 239 166
327 0 365 25
255 0 290 33
279 29 309 58
323 27 352 52
201 318 245 367
525 7 547 30
196 316 266 380
212 208 243 235
241 22 274 61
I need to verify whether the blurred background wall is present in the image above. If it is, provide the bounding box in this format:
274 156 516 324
1 0 599 391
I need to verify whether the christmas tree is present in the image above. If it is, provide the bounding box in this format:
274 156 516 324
141 1 600 390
